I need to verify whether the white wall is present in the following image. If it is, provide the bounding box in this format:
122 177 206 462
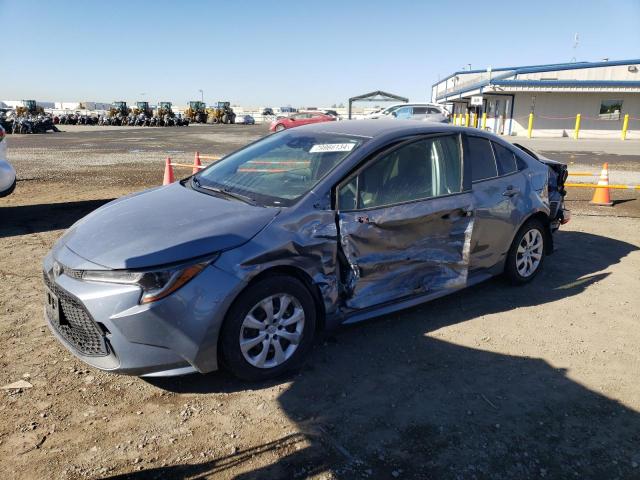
517 63 640 82
510 92 640 139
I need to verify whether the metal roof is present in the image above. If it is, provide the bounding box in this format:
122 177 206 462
435 58 640 86
348 90 409 103
434 58 640 101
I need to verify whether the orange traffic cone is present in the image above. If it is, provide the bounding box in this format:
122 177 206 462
193 151 202 174
163 157 175 185
590 162 613 206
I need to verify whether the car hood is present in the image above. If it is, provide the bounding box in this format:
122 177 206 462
61 182 279 269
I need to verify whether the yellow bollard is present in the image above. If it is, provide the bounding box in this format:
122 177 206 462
472 112 478 128
481 112 487 130
465 112 470 127
574 113 581 140
452 113 457 126
621 113 629 140
527 113 534 138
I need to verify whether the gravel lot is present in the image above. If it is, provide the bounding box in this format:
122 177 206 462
1 125 639 479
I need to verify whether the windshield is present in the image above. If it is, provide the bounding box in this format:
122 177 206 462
194 131 365 207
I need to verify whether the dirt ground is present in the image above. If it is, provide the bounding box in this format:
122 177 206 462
1 126 640 479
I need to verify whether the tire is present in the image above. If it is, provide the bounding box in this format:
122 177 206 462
504 218 547 285
220 275 316 381
275 124 285 132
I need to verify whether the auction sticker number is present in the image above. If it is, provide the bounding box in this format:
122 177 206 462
310 143 355 153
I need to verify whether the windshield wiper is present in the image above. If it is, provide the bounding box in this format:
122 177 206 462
192 177 257 206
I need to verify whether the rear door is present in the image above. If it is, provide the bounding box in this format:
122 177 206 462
295 113 312 126
411 106 428 120
309 113 327 125
336 134 475 310
465 135 528 270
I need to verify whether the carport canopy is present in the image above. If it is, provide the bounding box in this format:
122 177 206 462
348 90 409 119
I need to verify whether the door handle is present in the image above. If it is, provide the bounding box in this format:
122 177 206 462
444 208 473 219
502 186 520 197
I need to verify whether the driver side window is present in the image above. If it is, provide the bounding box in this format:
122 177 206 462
338 135 462 210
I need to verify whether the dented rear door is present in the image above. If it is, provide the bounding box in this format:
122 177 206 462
335 133 474 310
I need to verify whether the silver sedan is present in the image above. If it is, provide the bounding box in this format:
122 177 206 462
43 121 568 381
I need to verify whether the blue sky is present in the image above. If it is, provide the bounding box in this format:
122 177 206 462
2 0 639 106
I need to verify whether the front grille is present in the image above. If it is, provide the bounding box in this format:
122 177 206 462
44 272 109 356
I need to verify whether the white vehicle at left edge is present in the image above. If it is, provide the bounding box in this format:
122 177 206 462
0 125 16 197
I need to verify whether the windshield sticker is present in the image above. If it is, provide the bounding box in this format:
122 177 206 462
309 143 355 153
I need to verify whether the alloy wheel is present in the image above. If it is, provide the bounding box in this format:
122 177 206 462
516 229 543 277
239 294 305 369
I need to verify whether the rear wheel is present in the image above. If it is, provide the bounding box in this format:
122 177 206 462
504 218 546 284
220 275 316 381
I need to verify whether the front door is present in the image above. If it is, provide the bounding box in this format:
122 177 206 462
486 98 508 134
336 134 475 310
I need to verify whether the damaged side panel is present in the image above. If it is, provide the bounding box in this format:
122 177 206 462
215 209 342 317
337 192 475 310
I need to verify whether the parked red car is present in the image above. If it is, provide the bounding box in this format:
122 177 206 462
269 112 336 132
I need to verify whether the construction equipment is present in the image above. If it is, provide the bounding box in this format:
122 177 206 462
109 101 129 117
15 100 44 116
185 101 207 123
207 101 236 124
156 102 174 117
133 101 153 117
108 101 131 125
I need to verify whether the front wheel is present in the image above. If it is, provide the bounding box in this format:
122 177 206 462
220 276 316 381
275 124 285 132
504 218 546 284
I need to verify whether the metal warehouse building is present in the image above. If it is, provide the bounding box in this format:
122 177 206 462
431 59 640 139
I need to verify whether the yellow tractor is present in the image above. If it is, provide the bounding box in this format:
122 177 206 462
156 102 174 117
108 101 130 118
206 101 236 124
132 101 153 117
185 101 207 123
15 100 44 116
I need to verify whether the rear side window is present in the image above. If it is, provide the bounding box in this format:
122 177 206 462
338 135 462 210
467 136 498 181
492 142 517 175
427 107 441 114
516 155 528 170
413 107 428 115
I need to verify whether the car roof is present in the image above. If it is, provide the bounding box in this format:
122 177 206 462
381 103 442 108
295 119 465 138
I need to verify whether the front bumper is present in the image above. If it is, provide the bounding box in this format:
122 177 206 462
43 246 246 376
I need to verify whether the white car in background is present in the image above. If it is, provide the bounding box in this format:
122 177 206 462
0 126 16 197
364 103 450 123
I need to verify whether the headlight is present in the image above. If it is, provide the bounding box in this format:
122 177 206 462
81 255 217 304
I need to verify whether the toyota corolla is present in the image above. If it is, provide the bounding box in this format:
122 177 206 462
43 121 568 381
